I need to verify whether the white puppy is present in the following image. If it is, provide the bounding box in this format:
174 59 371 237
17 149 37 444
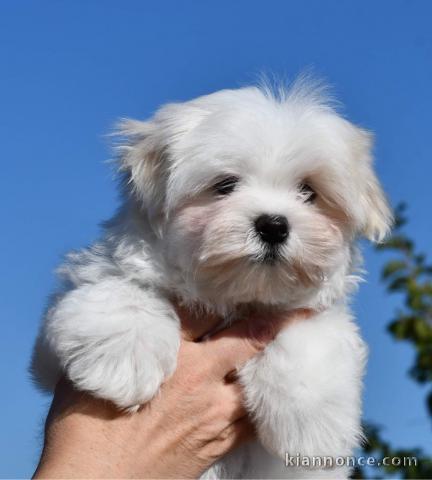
32 78 392 478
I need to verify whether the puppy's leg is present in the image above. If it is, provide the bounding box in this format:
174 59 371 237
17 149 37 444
32 278 180 409
238 306 367 476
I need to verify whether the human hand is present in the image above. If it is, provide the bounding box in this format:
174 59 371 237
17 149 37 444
33 307 312 479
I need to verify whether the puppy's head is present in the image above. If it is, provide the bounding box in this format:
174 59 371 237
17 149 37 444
116 80 392 306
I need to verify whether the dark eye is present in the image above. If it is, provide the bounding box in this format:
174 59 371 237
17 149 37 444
298 183 317 203
213 176 239 195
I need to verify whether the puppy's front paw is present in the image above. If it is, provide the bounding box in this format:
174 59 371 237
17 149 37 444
67 335 178 409
238 310 366 460
45 280 180 409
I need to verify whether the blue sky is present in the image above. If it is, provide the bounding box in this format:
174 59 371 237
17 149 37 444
1 0 431 476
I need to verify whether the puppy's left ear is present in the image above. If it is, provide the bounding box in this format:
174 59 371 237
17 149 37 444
352 128 393 242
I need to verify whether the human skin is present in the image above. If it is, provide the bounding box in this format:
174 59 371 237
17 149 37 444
33 307 311 479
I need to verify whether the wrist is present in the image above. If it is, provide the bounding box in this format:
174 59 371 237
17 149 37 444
34 407 139 479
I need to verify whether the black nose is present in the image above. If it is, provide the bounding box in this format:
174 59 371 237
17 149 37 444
254 214 289 245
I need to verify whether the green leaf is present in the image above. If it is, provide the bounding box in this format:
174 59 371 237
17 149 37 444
382 260 407 280
413 318 432 341
362 203 432 479
427 390 432 417
379 234 414 253
388 319 407 339
388 275 409 292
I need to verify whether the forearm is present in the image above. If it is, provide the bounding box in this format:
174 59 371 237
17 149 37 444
33 384 208 479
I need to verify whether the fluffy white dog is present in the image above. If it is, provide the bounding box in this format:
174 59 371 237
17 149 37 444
32 78 392 478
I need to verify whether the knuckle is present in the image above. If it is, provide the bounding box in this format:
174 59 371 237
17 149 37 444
200 431 235 461
246 336 265 353
214 423 241 450
191 416 225 446
216 426 232 443
246 321 276 351
244 334 266 353
205 401 226 422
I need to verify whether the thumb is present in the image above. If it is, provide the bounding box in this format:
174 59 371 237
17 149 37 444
203 308 314 378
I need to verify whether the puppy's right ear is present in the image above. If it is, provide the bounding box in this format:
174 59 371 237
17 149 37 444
115 118 167 215
115 100 212 228
115 98 211 208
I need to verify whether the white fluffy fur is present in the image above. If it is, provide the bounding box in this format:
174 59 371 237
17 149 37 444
31 78 392 478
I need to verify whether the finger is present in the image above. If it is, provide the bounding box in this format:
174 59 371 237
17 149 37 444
204 308 314 377
208 417 256 456
175 303 222 341
217 382 247 423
